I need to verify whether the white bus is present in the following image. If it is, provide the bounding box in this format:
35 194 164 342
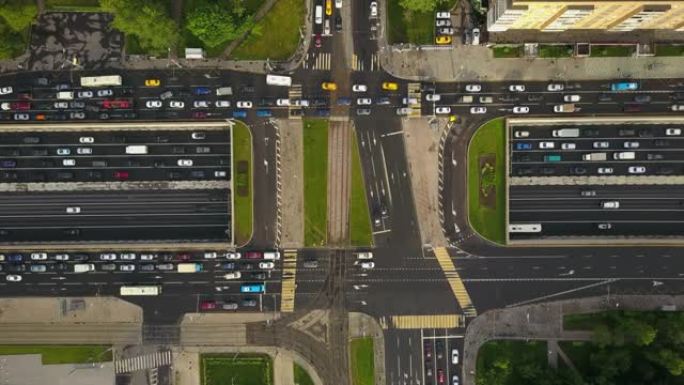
119 285 162 296
80 75 123 87
266 74 292 87
508 223 542 233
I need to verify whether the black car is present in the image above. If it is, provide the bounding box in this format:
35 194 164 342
598 93 612 102
618 128 636 136
72 253 89 261
7 264 26 272
655 139 670 147
250 272 266 280
220 262 236 270
638 128 653 137
167 171 182 179
53 263 68 271
172 146 185 154
56 171 74 180
335 14 342 32
140 264 155 271
240 85 255 93
242 263 254 270
63 229 80 236
376 97 391 105
311 98 328 107
101 263 117 271
31 149 48 156
87 171 103 179
241 298 258 307
582 128 599 137
571 166 587 175
159 253 174 262
258 98 275 107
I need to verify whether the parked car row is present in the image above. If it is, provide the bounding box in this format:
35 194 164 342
0 250 279 263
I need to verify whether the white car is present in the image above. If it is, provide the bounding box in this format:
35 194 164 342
435 106 451 115
451 349 459 364
146 100 162 108
666 128 682 136
57 148 71 156
63 159 76 166
598 223 613 230
6 275 21 282
426 93 441 102
671 105 684 111
512 106 529 114
561 143 575 150
100 253 117 260
177 159 193 167
237 101 253 109
547 83 564 92
356 98 372 106
335 0 342 8
539 142 555 149
55 254 69 261
436 12 450 18
593 141 609 149
597 167 614 174
396 107 410 116
276 98 290 106
370 1 378 17
470 106 486 114
169 101 185 109
97 89 113 97
66 206 81 214
514 131 529 138
204 252 218 259
225 252 242 260
509 84 525 92
193 100 210 108
30 253 48 260
402 97 418 105
140 254 156 260
77 90 93 98
191 132 206 140
628 166 646 174
224 271 242 280
54 101 69 109
352 84 368 92
0 86 13 95
360 261 375 269
215 100 231 108
465 84 481 92
259 261 275 269
602 201 620 209
564 94 581 102
120 264 136 272
76 147 92 155
79 136 94 143
624 141 639 149
214 170 227 178
120 253 136 260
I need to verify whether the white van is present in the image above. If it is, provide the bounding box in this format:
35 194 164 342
355 252 373 260
264 251 281 260
57 91 74 100
216 87 232 96
315 5 323 24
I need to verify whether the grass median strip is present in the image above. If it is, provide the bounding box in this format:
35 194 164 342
350 337 374 385
349 132 372 246
233 121 253 246
201 353 272 385
303 119 328 247
0 345 112 364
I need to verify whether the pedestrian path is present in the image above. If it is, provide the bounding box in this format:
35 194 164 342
434 247 477 318
280 249 298 312
352 53 381 72
303 53 331 70
378 314 465 329
114 351 172 373
288 85 303 120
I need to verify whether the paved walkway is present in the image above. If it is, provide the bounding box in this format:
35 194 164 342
349 312 386 385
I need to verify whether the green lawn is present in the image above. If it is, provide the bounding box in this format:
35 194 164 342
590 45 634 57
491 45 523 58
539 44 573 58
232 121 254 246
201 354 272 385
303 119 329 247
387 1 457 45
350 338 374 385
0 345 112 364
655 44 684 56
475 340 547 385
231 0 305 60
45 0 101 11
349 132 372 246
294 363 315 385
467 118 506 245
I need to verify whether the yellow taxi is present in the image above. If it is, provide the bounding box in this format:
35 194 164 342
436 35 452 45
145 79 161 87
321 81 337 91
326 0 333 15
381 82 398 91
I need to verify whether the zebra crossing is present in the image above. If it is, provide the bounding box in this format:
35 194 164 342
280 249 298 312
288 84 303 119
114 351 172 374
303 53 331 70
351 54 380 71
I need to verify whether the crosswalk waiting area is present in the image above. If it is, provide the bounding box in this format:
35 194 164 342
115 351 172 374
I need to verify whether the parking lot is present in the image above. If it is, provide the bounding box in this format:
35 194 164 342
507 117 684 241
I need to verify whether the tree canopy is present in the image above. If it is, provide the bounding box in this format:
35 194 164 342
399 0 448 13
100 0 178 55
185 3 254 48
0 0 37 32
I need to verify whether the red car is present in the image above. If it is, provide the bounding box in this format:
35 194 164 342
245 251 262 260
176 253 191 261
314 34 322 48
113 170 129 180
200 300 217 310
0 101 30 110
102 99 131 109
437 370 445 385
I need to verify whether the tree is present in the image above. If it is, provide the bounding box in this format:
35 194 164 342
645 348 684 376
186 3 254 48
0 19 26 59
399 0 447 13
0 0 37 32
100 0 178 54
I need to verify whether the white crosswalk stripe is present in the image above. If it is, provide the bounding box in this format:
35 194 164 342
312 53 331 70
114 351 173 374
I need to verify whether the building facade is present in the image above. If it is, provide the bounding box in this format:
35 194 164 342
488 0 684 32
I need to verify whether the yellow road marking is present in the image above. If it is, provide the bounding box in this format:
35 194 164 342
279 249 298 312
434 247 477 318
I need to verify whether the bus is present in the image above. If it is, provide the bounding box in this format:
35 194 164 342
240 283 265 293
610 81 638 92
81 75 123 87
509 224 542 233
266 74 292 87
120 285 162 296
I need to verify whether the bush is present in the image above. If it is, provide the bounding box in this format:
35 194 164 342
0 0 37 32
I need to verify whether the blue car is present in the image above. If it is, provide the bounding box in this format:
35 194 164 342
314 109 330 117
232 110 247 118
256 109 272 118
7 254 23 262
193 87 211 95
337 97 352 106
515 142 532 150
220 262 236 270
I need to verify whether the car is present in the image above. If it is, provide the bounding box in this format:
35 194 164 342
145 79 161 87
602 201 620 209
356 108 371 116
118 264 135 272
102 99 130 109
671 105 684 111
465 84 482 92
335 0 342 7
177 159 193 167
56 148 71 156
360 261 375 269
241 298 258 307
190 132 206 140
140 253 157 261
351 84 369 94
237 101 253 109
6 275 21 282
512 106 529 114
452 349 459 364
539 141 555 149
99 253 117 261
427 368 433 377
469 106 486 114
666 128 682 136
259 261 275 269
514 131 529 138
597 167 614 175
561 143 575 150
220 262 237 271
30 252 48 260
224 271 242 280
471 27 480 44
598 223 613 230
435 106 451 115
54 253 69 261
436 11 450 18
215 100 231 108
634 94 651 103
194 87 211 95
655 139 670 147
225 252 241 260
200 300 217 310
639 129 653 137
54 263 69 271
370 1 378 16
70 112 86 120
547 83 564 91
0 86 12 95
593 141 609 149
77 136 95 145
169 101 185 109
113 170 129 180
52 102 67 111
647 153 664 160
97 89 113 97
66 206 81 214
214 170 227 178
357 98 372 106
436 19 452 27
193 100 210 108
628 166 646 174
276 98 290 107
63 159 76 166
314 34 322 48
438 370 445 384
564 94 581 102
571 166 587 175
624 141 639 149
76 147 92 154
426 93 441 102
156 263 174 270
581 190 596 197
139 264 155 271
402 97 418 105
29 264 44 273
13 113 29 120
583 128 600 137
435 35 452 45
479 96 493 104
204 252 218 259
452 375 459 385
381 82 398 91
146 100 162 108
120 253 136 260
321 81 338 92
515 142 532 150
509 85 525 92
396 107 410 116
245 251 262 260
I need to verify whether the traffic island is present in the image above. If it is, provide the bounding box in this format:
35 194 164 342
303 119 329 247
232 121 254 246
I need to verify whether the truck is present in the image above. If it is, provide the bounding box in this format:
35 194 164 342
177 263 203 273
552 128 580 138
73 263 95 273
553 104 577 113
125 145 148 154
613 151 636 160
582 152 607 161
458 95 474 103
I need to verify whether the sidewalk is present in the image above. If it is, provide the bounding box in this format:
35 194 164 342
348 312 386 385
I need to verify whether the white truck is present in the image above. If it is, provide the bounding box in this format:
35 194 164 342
458 95 474 103
552 128 580 138
553 104 577 113
73 263 95 273
177 263 203 273
125 145 148 154
582 152 607 161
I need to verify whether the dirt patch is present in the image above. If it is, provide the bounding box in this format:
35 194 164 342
479 154 496 209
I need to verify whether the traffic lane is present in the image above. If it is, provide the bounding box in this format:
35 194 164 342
510 196 684 211
509 123 683 141
355 278 461 318
422 330 463 385
513 221 684 237
384 330 423 385
0 225 230 242
248 119 277 248
511 184 684 198
510 206 684 222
